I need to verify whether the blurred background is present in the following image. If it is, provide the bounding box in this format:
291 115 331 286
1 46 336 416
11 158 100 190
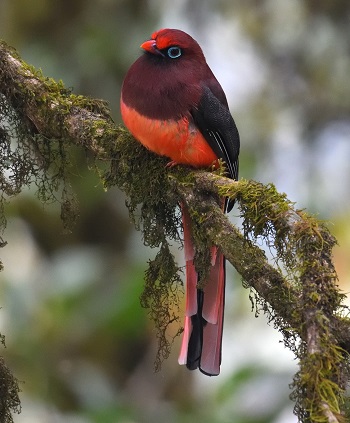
0 1 350 422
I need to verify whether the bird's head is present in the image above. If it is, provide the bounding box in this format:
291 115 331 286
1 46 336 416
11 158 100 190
121 29 213 120
140 28 205 63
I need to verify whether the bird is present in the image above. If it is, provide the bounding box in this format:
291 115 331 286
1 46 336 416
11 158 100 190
121 28 240 376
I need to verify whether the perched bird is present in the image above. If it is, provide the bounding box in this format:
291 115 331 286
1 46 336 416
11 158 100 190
121 28 240 376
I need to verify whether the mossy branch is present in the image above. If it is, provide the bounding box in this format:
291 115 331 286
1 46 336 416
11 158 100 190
173 173 349 422
1 41 350 423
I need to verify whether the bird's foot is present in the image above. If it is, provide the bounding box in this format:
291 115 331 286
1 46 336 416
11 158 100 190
166 160 179 168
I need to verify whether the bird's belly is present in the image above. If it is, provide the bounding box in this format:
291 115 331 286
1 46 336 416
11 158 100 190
121 101 218 168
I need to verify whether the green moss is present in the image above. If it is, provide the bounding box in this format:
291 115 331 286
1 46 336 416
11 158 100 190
160 172 349 420
102 134 186 368
141 243 184 371
217 178 349 422
0 43 119 237
0 44 121 421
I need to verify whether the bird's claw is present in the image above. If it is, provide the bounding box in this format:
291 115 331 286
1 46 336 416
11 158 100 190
166 160 179 168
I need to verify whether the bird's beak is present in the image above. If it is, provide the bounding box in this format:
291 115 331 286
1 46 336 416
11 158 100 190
140 39 164 56
140 39 156 52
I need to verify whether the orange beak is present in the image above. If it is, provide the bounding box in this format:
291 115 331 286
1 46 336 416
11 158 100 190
140 39 156 52
140 39 164 56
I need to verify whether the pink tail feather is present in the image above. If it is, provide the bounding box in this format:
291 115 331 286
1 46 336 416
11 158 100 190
178 204 225 376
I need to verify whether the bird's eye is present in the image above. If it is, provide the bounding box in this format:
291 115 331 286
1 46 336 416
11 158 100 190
167 46 182 59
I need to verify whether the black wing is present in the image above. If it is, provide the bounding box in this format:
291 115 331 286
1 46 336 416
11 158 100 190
191 85 240 210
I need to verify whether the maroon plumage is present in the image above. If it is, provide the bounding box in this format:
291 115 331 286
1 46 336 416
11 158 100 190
121 28 240 375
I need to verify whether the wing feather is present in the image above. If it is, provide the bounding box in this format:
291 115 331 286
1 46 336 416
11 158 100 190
191 85 240 182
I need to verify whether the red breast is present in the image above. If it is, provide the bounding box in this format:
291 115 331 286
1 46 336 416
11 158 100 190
120 100 218 167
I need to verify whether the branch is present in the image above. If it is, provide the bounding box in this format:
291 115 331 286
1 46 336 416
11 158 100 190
173 172 350 422
176 171 350 343
0 41 119 158
1 40 349 423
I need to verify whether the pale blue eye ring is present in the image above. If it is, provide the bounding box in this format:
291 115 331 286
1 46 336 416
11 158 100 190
167 46 182 59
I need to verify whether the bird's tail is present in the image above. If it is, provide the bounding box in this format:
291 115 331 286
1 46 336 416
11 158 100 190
178 204 225 376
